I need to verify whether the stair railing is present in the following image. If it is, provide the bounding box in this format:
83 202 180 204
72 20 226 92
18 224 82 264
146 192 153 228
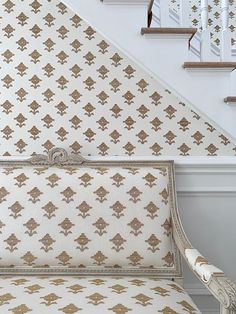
147 0 232 61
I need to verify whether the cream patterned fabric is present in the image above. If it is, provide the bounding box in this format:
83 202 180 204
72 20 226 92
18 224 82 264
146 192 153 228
0 163 180 275
185 248 223 283
0 0 235 157
0 276 201 313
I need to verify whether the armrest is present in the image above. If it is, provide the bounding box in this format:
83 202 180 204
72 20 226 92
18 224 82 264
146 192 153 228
170 189 236 313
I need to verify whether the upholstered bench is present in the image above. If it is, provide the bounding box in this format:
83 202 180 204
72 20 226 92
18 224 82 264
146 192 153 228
0 148 235 314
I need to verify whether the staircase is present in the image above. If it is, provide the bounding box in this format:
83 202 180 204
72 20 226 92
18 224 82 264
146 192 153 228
61 0 236 142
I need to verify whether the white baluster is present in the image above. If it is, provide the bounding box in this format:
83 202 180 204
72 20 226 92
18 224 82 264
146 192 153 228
200 0 211 61
160 0 170 27
180 0 190 27
220 0 231 61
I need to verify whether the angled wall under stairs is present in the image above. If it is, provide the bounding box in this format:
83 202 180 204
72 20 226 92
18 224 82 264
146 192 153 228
0 0 236 157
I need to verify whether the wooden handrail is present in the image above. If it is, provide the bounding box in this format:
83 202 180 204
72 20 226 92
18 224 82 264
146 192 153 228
147 0 154 27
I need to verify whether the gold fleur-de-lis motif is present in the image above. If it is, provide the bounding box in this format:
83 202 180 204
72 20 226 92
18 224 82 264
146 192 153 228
4 234 21 252
79 173 93 187
111 173 125 187
70 39 82 53
15 114 27 127
149 91 162 105
162 218 172 236
27 187 42 203
143 173 157 187
86 293 107 305
57 2 67 14
4 0 15 13
110 130 121 143
162 252 174 267
0 186 10 204
89 278 106 286
123 65 136 78
137 104 149 119
43 13 55 26
159 187 169 204
70 14 81 27
109 303 131 314
56 51 68 64
14 173 29 187
178 143 191 156
127 187 142 203
57 25 69 39
59 303 81 313
110 78 121 92
127 251 143 266
58 218 75 236
96 91 109 105
110 201 126 219
144 202 159 219
164 131 176 145
151 286 170 296
43 63 55 77
43 38 55 51
97 117 109 131
67 284 85 294
2 49 14 63
132 293 153 306
94 186 109 203
39 233 55 252
2 74 14 88
168 283 184 293
158 306 178 313
151 117 163 131
56 251 72 266
3 24 15 38
55 101 67 115
74 233 90 251
136 79 149 93
83 103 95 116
28 126 41 140
24 218 39 236
42 114 54 128
29 49 41 63
84 26 96 40
206 143 219 156
0 293 16 306
178 117 191 131
123 142 136 156
97 65 109 79
42 202 58 219
21 251 37 266
9 304 32 313
128 218 144 236
30 0 42 13
83 51 96 65
110 53 123 67
122 91 135 105
164 105 177 119
145 234 161 252
77 201 92 218
15 139 27 153
91 251 107 265
109 284 127 294
46 173 61 188
1 100 14 114
57 76 68 90
61 187 76 203
16 12 28 25
110 233 126 252
93 217 109 236
97 40 109 53
25 284 43 294
40 293 61 306
1 126 13 140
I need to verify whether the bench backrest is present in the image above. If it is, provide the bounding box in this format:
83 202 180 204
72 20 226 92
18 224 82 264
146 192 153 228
0 149 181 278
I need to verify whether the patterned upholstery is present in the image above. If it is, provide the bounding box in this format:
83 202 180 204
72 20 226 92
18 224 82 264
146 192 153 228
0 276 200 313
0 163 180 276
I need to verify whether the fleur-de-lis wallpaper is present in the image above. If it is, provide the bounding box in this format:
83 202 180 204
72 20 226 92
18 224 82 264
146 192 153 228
0 0 235 156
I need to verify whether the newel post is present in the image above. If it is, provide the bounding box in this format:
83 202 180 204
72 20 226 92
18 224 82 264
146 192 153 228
220 0 231 61
200 0 211 60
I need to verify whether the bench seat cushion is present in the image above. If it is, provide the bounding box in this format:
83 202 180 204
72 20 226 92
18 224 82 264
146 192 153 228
0 276 200 313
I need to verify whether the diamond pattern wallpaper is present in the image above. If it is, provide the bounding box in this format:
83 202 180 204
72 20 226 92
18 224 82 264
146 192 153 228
0 0 235 156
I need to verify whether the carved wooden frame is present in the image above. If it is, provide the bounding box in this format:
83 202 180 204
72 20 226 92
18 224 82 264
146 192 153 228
1 147 235 313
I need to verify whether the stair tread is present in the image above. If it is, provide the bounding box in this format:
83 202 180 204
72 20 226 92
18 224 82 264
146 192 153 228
141 27 197 35
183 62 236 70
224 97 236 103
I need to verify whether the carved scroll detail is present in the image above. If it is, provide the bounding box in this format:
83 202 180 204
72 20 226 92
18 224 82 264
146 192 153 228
29 148 88 166
216 277 236 311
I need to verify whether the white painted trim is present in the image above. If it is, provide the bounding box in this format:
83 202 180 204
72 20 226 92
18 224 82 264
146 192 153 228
185 283 210 295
